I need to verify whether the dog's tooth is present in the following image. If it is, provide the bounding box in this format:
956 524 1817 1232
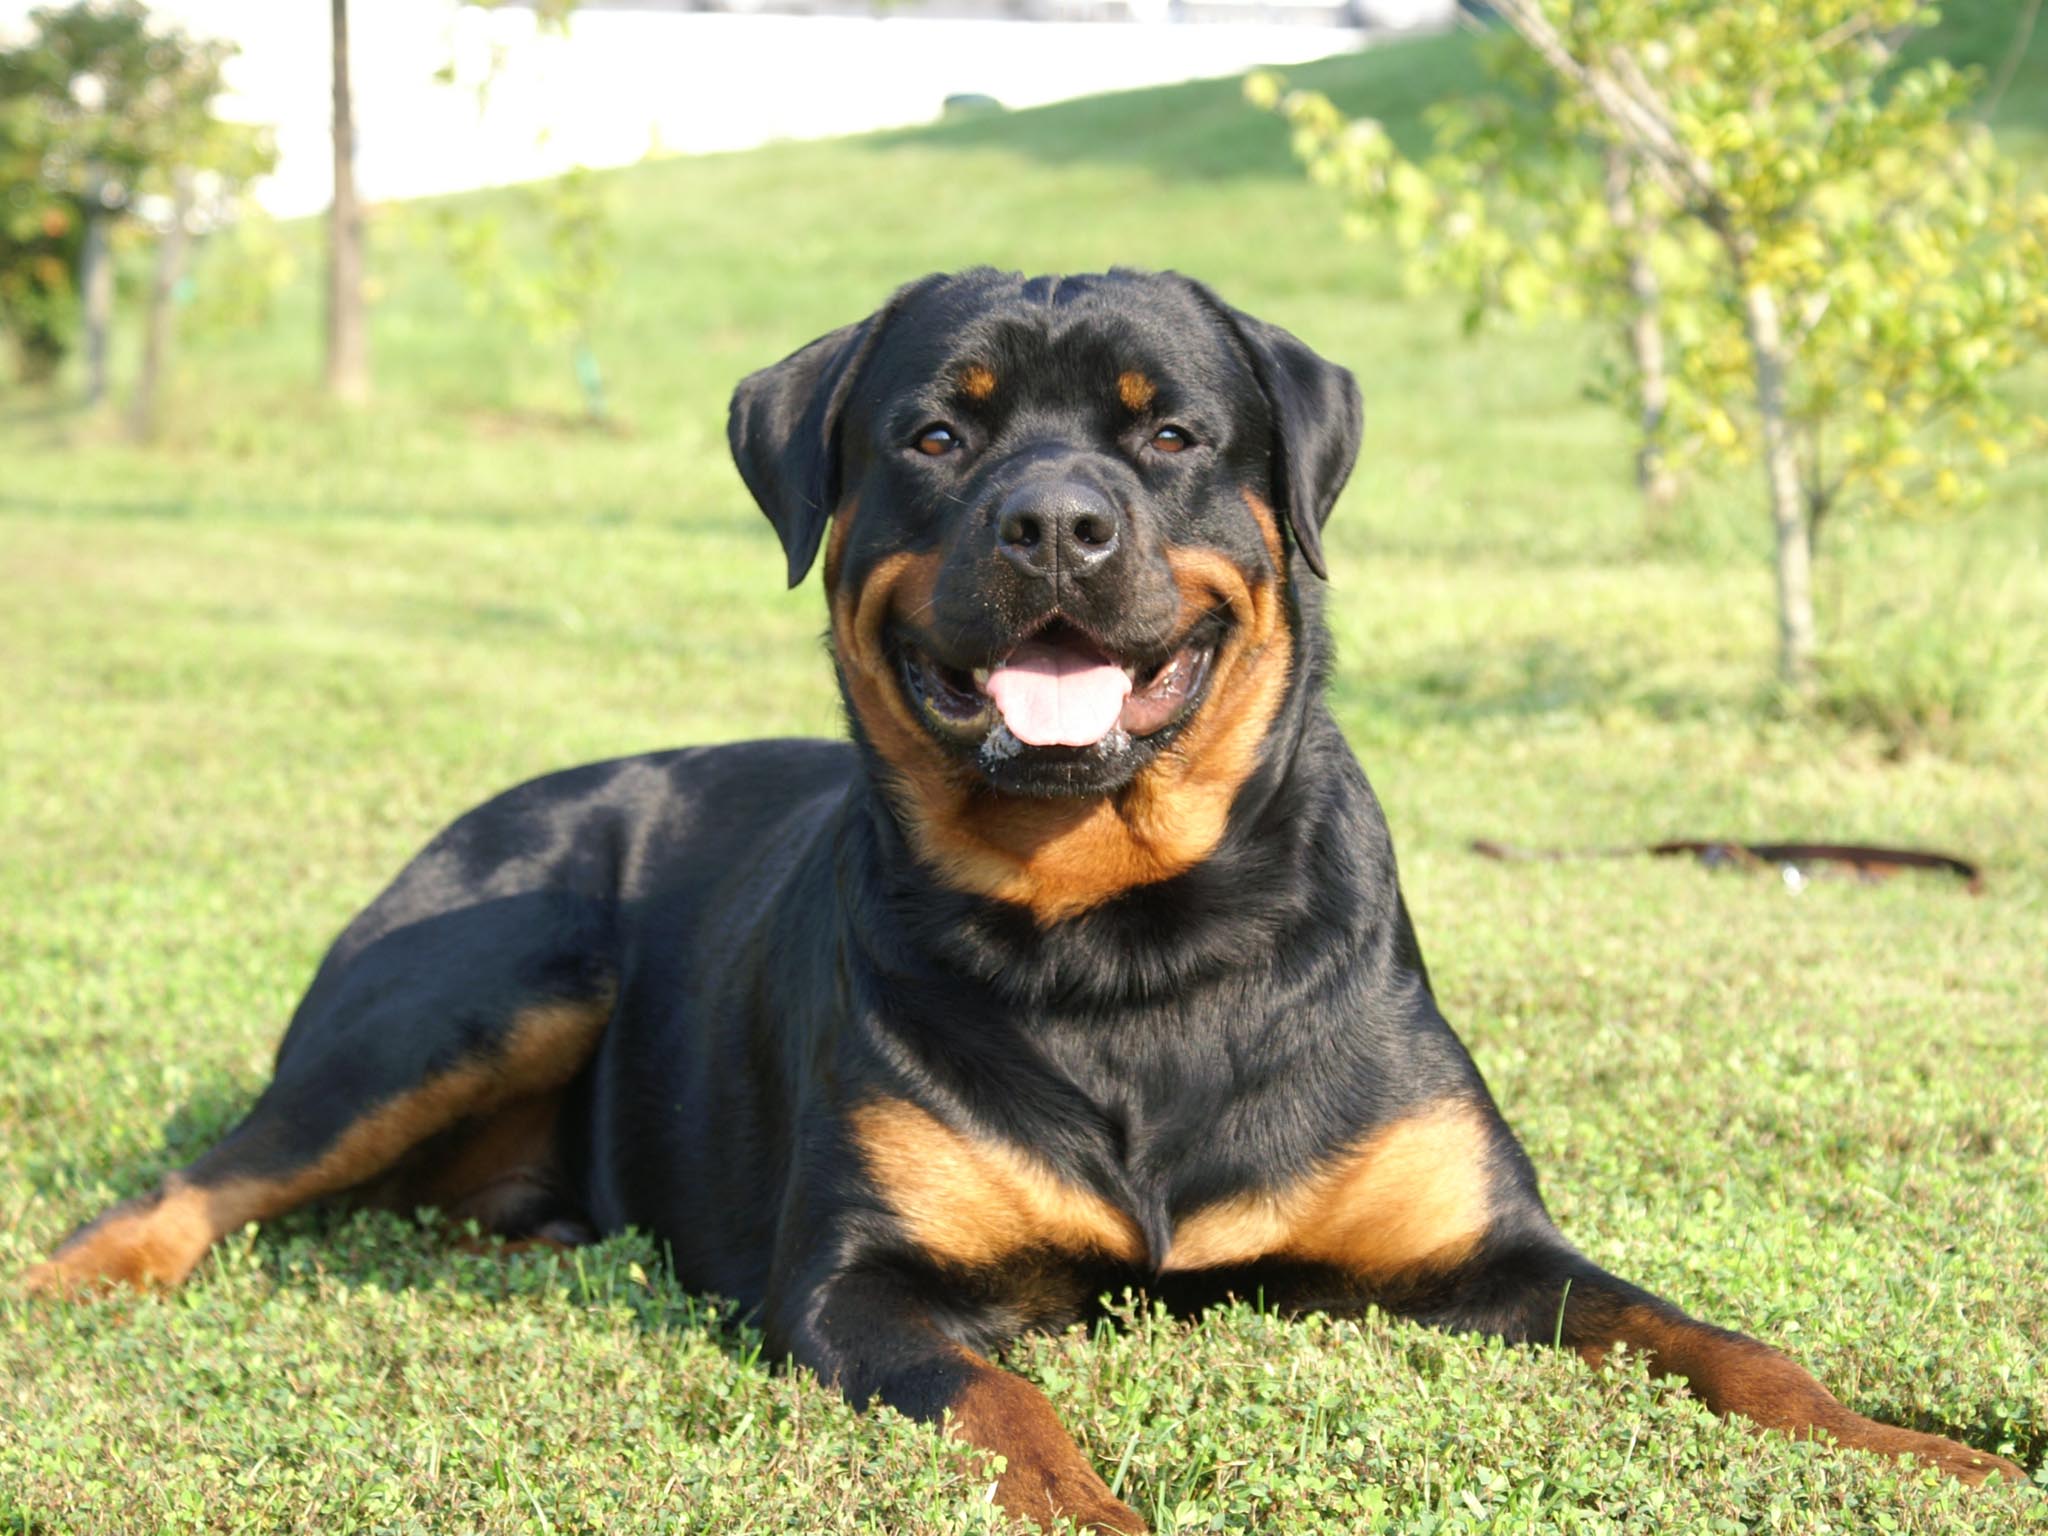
971 666 991 690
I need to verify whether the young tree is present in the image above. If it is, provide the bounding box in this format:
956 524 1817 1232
325 0 369 403
128 168 191 440
429 1 617 424
1255 2 2048 686
0 1 271 406
1602 145 1677 509
433 167 618 425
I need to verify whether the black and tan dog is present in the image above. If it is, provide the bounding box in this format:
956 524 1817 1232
27 269 2022 1529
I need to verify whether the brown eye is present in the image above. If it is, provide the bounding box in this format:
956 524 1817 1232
1150 426 1192 453
915 425 959 456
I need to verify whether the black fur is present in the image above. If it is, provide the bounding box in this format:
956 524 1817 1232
224 265 1584 1363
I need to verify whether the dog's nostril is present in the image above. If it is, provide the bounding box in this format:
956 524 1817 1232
1000 511 1044 549
1071 512 1113 550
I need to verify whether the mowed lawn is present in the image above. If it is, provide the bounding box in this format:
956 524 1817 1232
3 9 2046 1533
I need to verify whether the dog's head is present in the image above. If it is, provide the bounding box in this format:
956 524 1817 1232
730 268 1360 918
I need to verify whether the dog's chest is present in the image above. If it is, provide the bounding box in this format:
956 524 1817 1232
850 1095 1495 1284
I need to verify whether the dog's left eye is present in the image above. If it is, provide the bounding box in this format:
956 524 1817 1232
914 425 960 457
1150 426 1194 453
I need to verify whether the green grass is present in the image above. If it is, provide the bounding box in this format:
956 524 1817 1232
3 9 2047 1533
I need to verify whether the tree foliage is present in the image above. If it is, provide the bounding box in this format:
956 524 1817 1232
1253 2 2048 682
433 165 619 423
0 123 81 382
0 0 273 386
429 0 619 424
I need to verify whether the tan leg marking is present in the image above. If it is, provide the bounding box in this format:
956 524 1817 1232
946 1349 1148 1534
850 1099 1144 1270
20 1181 225 1293
1579 1305 2027 1485
1164 1098 1495 1279
23 994 611 1296
366 1089 568 1231
835 493 1294 924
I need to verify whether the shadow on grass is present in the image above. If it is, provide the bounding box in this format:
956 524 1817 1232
23 1007 2042 1478
0 494 201 522
864 31 1486 183
54 1169 2048 1477
0 394 91 433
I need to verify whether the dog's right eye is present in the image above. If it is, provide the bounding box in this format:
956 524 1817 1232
913 425 960 457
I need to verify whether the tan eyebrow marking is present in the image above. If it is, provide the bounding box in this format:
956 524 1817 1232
1117 370 1156 411
960 364 997 401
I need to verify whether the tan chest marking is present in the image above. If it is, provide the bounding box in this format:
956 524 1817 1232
851 1100 1144 1269
1164 1099 1496 1280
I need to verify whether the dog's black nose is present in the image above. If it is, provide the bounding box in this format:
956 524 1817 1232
995 481 1121 579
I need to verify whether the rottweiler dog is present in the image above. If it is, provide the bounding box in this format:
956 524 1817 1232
27 268 2023 1530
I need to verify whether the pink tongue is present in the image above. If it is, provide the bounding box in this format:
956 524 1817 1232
984 638 1132 748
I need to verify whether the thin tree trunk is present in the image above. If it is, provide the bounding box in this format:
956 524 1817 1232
80 194 114 407
1738 277 1818 687
1603 146 1676 511
324 0 370 402
129 173 193 443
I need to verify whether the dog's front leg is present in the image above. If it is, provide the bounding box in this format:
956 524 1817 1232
1405 1238 2027 1485
781 1267 1147 1533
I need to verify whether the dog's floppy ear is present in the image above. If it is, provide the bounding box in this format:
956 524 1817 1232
728 277 941 588
727 319 879 589
1183 280 1362 580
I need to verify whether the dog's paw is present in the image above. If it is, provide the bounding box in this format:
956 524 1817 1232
994 1457 1147 1533
19 1186 216 1297
1057 1494 1148 1534
1916 1435 2028 1488
18 1250 135 1299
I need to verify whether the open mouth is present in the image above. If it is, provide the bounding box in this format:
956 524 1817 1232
896 617 1221 759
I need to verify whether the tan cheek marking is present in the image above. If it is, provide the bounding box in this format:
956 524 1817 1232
822 496 858 593
1117 370 1156 412
1105 543 1291 873
24 995 612 1295
1240 487 1286 572
851 1100 1145 1268
831 549 963 812
960 364 997 401
1164 1099 1495 1279
834 491 1294 925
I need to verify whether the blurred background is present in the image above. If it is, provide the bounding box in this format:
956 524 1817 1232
3 3 2047 1529
5 0 2044 856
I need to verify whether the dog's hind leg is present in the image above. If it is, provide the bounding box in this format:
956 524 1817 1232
25 887 616 1296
